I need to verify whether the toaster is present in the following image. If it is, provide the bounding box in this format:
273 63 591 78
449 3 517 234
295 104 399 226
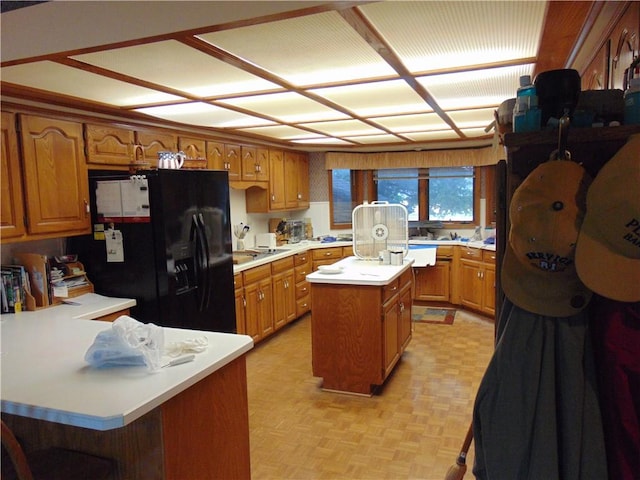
255 233 277 249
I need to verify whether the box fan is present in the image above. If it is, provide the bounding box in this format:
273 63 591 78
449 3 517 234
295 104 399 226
351 201 409 260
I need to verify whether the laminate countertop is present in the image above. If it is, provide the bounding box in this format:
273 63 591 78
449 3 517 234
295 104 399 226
306 256 414 286
0 294 253 431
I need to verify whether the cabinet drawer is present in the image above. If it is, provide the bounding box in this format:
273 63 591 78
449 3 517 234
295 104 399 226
242 264 271 284
436 245 454 258
294 252 310 266
234 273 243 290
482 250 496 263
295 264 311 283
382 279 400 304
460 246 482 260
295 282 310 299
312 247 343 260
271 256 294 274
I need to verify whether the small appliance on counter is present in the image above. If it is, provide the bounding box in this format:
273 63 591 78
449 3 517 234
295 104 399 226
255 233 277 250
287 221 305 244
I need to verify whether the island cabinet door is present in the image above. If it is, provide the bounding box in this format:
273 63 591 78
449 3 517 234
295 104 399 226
382 294 400 379
398 282 413 352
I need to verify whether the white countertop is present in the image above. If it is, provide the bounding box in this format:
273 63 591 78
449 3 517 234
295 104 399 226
306 256 414 286
233 239 494 272
0 297 253 431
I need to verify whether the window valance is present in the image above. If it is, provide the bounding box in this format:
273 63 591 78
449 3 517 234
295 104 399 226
324 144 501 170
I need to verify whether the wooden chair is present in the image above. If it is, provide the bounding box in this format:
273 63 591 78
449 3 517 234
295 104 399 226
1 420 115 480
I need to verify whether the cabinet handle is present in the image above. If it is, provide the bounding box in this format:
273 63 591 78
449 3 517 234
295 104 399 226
324 252 332 256
84 199 90 215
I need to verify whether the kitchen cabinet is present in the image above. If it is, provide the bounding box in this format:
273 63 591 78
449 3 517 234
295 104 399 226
459 247 496 317
16 114 90 238
608 1 639 90
309 259 413 395
178 136 208 169
311 246 343 270
284 151 309 209
271 256 296 330
242 264 273 342
294 252 312 317
135 129 178 168
382 269 413 379
241 146 268 183
245 150 309 213
85 123 180 169
234 273 246 335
224 144 242 181
84 123 134 166
413 245 454 302
1 111 26 241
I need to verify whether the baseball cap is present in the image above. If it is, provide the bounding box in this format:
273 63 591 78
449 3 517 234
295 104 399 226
502 159 593 317
575 134 640 302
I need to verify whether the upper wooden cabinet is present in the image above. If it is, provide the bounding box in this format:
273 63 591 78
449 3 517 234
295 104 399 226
15 114 90 239
241 146 269 183
136 129 177 168
245 150 310 213
1 111 26 241
85 123 179 169
178 136 208 169
85 124 134 166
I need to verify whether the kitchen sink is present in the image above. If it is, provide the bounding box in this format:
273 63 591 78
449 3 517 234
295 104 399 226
232 249 280 264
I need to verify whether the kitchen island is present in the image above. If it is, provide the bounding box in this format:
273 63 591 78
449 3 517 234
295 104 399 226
0 299 253 480
307 256 414 396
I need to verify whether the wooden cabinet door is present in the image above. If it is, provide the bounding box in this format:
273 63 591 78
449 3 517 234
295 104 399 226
243 282 261 342
178 136 208 169
1 111 26 241
459 259 483 311
398 283 413 352
609 2 639 89
284 151 299 209
255 148 270 182
234 275 246 335
207 141 225 171
296 154 310 208
258 277 274 339
240 146 258 182
483 263 496 317
269 149 285 210
224 144 242 181
382 295 400 379
20 115 90 236
135 129 177 168
85 123 134 165
413 261 450 301
272 270 288 330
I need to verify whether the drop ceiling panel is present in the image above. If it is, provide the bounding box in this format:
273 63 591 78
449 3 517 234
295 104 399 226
448 108 496 129
237 124 324 140
372 112 450 133
218 91 349 123
298 119 388 137
71 40 281 97
404 130 461 142
197 11 397 87
135 102 274 128
309 79 431 117
1 61 182 106
359 1 546 73
344 134 408 145
418 64 533 110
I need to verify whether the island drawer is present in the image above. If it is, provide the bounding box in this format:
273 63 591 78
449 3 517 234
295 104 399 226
382 279 400 304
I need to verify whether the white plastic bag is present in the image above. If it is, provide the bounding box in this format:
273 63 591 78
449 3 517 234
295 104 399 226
85 315 164 371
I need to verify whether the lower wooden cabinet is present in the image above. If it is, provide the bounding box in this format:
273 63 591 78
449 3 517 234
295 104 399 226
271 257 296 330
234 274 246 335
459 248 496 317
294 252 312 317
241 264 273 342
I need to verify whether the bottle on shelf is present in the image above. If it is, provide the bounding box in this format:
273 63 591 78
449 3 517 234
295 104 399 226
513 75 541 133
624 77 640 125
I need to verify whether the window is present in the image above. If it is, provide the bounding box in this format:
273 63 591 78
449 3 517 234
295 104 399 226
330 166 480 228
375 169 419 220
427 167 474 222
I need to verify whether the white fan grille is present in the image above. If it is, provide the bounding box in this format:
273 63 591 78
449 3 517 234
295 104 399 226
352 202 408 259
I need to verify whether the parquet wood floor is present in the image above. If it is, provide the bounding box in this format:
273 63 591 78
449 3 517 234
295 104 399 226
245 310 495 480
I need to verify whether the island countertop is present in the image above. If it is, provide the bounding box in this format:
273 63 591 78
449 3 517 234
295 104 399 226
1 314 253 431
306 255 414 286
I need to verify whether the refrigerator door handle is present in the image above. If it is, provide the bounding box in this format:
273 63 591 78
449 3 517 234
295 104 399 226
194 213 213 311
192 213 209 312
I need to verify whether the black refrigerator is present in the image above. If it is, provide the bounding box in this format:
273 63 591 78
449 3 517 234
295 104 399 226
69 169 236 333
